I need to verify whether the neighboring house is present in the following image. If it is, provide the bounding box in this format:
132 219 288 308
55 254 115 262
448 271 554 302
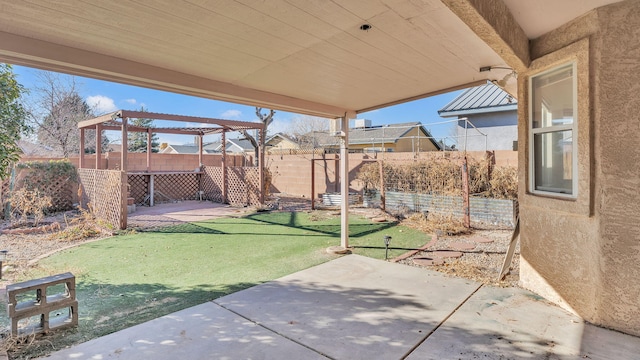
161 144 204 154
266 133 299 153
18 140 61 157
160 138 256 154
438 82 518 151
308 120 441 153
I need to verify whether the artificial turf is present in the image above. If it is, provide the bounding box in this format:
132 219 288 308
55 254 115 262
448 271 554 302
3 211 429 358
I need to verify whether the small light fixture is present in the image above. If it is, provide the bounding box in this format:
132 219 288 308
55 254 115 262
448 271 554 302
493 71 517 88
360 24 372 31
384 236 392 260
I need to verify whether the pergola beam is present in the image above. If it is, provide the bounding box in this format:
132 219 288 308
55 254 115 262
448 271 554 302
100 125 203 136
118 110 264 130
77 112 119 129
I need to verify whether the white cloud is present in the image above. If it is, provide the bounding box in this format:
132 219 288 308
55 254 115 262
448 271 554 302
86 95 118 114
221 109 242 118
124 98 137 105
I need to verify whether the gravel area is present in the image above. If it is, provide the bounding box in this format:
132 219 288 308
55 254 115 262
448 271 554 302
397 228 520 287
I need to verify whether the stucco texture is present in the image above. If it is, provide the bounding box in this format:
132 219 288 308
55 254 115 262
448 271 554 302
519 0 640 336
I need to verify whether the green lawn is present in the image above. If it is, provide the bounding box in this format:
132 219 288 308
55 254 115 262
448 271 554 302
3 211 429 358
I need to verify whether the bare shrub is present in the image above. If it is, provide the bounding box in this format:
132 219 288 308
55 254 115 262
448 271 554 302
356 158 517 200
489 166 518 199
9 188 53 226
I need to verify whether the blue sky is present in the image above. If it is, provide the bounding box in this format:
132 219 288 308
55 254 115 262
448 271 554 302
13 65 462 145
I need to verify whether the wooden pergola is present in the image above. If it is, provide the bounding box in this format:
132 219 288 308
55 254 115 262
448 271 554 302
77 110 266 203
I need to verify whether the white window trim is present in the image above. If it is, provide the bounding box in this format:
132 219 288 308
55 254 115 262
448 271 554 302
528 61 578 198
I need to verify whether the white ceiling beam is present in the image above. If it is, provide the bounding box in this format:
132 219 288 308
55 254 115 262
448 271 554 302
0 31 349 118
440 0 530 73
357 80 487 114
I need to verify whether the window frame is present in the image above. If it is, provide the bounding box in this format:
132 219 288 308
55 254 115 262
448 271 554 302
528 61 578 198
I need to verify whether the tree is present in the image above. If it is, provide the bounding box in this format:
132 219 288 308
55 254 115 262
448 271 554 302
29 71 107 156
0 64 30 179
289 115 330 148
127 107 159 153
239 107 274 166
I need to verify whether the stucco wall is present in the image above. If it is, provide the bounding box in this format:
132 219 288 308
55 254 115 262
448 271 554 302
518 0 640 336
457 111 518 151
395 127 440 152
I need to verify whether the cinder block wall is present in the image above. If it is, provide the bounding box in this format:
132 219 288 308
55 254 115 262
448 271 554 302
383 191 516 227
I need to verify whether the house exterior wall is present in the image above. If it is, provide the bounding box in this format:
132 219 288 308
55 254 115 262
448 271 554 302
394 127 440 152
457 111 517 151
517 0 640 336
267 137 299 152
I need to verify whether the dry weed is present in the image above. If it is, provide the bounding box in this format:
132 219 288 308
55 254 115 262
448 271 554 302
489 166 518 199
403 212 470 236
48 205 108 242
8 188 53 226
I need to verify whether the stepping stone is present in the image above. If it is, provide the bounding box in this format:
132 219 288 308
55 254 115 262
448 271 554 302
470 236 494 243
430 251 463 259
413 257 444 266
372 217 387 223
450 242 476 251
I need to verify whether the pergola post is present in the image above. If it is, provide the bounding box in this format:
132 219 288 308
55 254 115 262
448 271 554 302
79 128 85 169
146 128 152 171
95 124 102 169
221 130 227 203
121 117 128 172
198 134 203 167
340 114 351 249
259 127 265 204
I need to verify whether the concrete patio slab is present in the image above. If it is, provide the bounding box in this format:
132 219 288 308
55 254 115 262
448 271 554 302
407 285 640 359
40 254 640 360
215 255 481 360
128 201 249 229
45 302 327 360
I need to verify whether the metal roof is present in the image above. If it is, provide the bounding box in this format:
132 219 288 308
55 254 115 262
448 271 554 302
438 82 517 118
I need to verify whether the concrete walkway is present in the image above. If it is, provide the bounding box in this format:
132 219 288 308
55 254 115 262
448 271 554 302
45 255 640 359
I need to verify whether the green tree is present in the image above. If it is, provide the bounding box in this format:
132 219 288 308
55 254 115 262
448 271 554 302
0 64 30 179
127 107 159 153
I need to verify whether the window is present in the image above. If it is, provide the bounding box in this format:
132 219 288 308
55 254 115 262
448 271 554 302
529 62 577 197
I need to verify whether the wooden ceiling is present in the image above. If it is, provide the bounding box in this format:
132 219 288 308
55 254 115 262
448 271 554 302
0 0 622 118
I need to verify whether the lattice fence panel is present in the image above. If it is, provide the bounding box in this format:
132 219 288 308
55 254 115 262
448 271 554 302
153 173 199 204
78 169 125 229
1 178 9 219
244 167 261 206
3 170 77 213
127 175 148 205
202 166 223 203
226 167 247 206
